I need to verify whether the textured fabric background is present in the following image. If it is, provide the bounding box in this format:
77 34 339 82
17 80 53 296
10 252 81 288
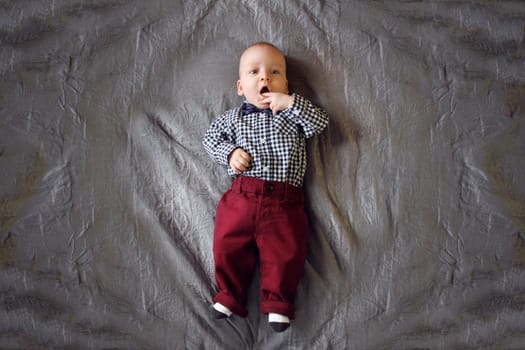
1 1 525 349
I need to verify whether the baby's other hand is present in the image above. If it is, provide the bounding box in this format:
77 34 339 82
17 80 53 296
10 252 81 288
262 93 294 115
228 148 251 173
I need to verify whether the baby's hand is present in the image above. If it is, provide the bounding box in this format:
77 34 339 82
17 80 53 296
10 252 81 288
228 148 251 173
261 92 294 115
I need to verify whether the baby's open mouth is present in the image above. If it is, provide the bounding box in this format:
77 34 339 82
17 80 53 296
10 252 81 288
260 86 270 94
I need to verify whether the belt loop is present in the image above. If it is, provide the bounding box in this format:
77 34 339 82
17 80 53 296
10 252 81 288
232 176 241 193
235 176 242 193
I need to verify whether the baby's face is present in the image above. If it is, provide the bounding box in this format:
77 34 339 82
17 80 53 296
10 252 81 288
237 45 288 109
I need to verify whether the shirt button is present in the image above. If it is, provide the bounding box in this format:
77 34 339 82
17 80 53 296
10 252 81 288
261 138 266 144
263 166 269 172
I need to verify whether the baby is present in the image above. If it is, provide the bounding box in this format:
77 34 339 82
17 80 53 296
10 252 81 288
203 42 328 332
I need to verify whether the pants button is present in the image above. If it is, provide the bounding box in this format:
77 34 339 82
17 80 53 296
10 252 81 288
265 183 274 192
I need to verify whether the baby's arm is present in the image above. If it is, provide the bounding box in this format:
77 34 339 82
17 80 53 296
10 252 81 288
202 111 252 173
273 94 329 138
202 112 238 165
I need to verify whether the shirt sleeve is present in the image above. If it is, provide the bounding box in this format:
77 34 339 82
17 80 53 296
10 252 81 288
202 110 238 165
274 93 329 138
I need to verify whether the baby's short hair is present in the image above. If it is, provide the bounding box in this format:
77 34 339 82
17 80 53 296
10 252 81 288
240 42 285 61
243 42 283 54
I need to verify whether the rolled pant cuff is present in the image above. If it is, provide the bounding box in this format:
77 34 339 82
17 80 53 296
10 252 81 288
212 293 248 318
261 301 295 319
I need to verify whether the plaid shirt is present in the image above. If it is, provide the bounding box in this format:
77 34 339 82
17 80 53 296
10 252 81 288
203 93 328 187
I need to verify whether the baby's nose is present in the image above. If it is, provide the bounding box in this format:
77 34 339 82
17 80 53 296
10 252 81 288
260 71 271 80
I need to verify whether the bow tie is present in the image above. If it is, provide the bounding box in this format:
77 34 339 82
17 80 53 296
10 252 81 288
240 102 272 116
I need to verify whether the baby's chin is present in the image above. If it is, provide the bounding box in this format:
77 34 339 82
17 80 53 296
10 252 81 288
255 102 271 109
245 98 269 109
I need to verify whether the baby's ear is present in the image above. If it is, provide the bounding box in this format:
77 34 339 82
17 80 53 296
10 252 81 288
237 80 244 96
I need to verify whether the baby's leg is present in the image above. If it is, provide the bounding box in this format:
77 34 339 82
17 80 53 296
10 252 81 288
257 189 308 325
212 189 258 317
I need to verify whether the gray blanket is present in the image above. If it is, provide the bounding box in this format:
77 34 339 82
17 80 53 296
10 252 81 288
1 1 525 349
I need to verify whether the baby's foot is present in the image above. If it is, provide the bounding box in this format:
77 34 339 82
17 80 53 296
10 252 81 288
268 313 290 332
211 302 232 319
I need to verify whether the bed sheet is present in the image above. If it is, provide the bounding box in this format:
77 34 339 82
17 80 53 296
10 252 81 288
1 1 525 349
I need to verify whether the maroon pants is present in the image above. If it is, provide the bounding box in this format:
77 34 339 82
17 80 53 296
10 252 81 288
212 176 308 319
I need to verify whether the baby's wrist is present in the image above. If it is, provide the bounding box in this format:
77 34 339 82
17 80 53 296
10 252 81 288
287 94 294 109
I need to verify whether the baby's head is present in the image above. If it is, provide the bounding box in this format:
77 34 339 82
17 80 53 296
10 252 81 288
237 42 288 109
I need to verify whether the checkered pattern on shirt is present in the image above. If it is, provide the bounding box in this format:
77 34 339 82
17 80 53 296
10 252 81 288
203 93 328 187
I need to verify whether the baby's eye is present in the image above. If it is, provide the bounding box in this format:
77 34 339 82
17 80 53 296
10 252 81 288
249 69 258 74
271 69 280 74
